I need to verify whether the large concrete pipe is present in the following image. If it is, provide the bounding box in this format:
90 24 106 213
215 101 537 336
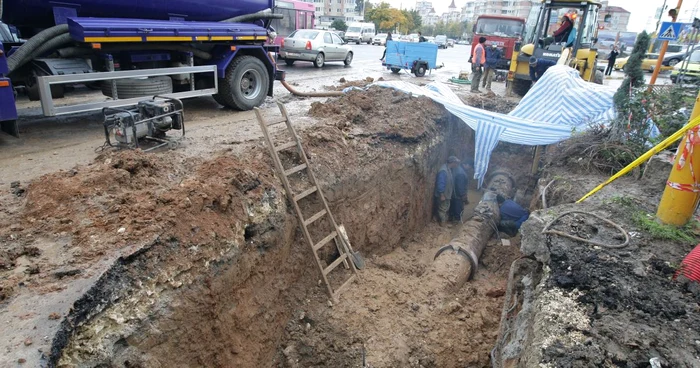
433 171 515 288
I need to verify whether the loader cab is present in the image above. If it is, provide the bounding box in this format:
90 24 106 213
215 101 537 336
508 0 602 96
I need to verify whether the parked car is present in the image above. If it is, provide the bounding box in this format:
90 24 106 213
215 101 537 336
671 50 700 84
334 31 345 40
373 33 388 46
279 29 353 68
408 33 419 42
614 53 673 72
456 39 469 45
435 35 447 48
447 38 455 47
426 36 435 44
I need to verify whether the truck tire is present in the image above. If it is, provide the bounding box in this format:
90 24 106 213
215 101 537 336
214 55 270 111
101 76 173 99
313 53 325 68
512 79 531 97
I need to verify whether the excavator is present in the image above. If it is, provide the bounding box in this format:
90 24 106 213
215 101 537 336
506 0 604 96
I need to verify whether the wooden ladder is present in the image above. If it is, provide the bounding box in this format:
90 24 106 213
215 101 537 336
254 102 359 302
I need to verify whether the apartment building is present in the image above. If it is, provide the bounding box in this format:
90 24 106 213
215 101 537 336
598 0 630 32
315 0 360 27
460 0 537 23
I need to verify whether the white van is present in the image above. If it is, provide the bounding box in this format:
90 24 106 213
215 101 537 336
345 22 376 44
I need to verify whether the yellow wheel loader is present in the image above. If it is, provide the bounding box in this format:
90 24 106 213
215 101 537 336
507 0 603 97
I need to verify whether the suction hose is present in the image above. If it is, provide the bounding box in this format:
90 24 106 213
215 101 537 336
224 10 283 23
280 80 343 97
7 24 69 73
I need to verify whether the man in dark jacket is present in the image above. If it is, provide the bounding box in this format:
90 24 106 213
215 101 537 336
418 32 427 42
482 44 502 91
434 156 460 226
605 46 619 76
380 31 392 61
529 56 557 83
497 194 530 236
449 160 473 222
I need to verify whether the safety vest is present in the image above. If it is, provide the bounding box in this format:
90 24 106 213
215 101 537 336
472 43 486 65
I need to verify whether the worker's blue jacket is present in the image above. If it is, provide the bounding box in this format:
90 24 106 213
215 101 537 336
529 58 557 82
452 165 469 198
485 47 502 68
500 199 530 228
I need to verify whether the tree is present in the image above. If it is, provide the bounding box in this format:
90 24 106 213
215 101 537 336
331 19 348 32
611 31 652 148
407 9 422 32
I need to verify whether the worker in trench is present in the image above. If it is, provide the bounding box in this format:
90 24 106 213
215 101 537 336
434 156 461 226
449 159 473 223
496 194 530 236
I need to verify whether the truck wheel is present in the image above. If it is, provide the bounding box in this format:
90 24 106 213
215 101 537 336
391 67 401 74
101 76 173 99
215 55 270 111
344 52 353 66
512 79 531 97
313 53 325 68
285 59 295 66
414 64 427 77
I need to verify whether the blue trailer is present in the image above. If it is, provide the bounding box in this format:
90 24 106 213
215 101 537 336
0 0 286 137
382 40 438 77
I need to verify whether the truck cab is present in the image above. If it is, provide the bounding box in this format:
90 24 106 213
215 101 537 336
507 0 602 96
470 15 526 70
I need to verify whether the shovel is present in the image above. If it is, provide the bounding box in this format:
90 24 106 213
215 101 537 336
338 224 365 270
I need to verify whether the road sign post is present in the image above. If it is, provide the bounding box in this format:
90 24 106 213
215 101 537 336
650 0 684 88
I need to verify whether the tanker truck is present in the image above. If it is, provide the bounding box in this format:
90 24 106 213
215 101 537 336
0 0 285 137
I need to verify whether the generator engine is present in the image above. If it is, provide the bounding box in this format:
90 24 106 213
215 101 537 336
103 97 185 150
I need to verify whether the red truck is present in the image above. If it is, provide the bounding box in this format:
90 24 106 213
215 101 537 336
470 15 526 70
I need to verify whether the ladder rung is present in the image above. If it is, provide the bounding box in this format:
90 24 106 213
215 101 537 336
304 209 327 226
266 117 288 127
275 141 297 152
323 253 348 275
333 274 357 298
294 186 318 202
284 163 307 176
313 231 337 251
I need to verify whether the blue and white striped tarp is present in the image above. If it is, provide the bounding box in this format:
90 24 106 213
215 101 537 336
352 65 617 187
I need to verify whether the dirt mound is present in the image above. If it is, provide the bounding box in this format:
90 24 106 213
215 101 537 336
461 93 518 114
0 149 276 302
308 87 447 142
324 77 384 91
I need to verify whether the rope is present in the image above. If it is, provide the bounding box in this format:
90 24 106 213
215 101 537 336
541 210 629 248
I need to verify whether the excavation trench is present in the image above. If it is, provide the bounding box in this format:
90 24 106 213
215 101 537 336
2 88 539 367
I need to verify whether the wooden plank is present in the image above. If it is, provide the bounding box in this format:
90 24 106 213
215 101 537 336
323 253 348 275
313 231 337 251
333 274 357 299
294 186 317 202
304 209 327 226
275 141 297 152
284 163 307 177
266 116 288 127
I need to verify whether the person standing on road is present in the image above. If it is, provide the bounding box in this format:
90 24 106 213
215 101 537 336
418 32 427 42
605 46 619 76
482 44 501 91
435 156 460 226
528 56 557 84
471 37 486 93
380 32 393 61
449 160 472 222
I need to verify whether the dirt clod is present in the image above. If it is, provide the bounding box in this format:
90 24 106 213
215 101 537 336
24 338 32 346
48 312 61 320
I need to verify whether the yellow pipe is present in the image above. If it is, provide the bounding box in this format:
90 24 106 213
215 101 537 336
656 91 700 225
577 96 700 203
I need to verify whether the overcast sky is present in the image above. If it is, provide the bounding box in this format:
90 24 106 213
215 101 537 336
382 0 700 33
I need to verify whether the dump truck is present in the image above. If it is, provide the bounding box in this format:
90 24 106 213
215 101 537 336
506 0 602 96
0 0 285 137
469 15 526 70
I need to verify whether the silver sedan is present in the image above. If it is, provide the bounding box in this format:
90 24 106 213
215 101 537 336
279 29 353 68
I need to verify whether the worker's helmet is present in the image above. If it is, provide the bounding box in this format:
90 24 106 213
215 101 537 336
529 56 538 65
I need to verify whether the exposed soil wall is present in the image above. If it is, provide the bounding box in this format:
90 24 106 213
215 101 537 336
0 88 490 366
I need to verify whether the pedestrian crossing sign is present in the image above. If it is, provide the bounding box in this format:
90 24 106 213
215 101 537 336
658 22 682 41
